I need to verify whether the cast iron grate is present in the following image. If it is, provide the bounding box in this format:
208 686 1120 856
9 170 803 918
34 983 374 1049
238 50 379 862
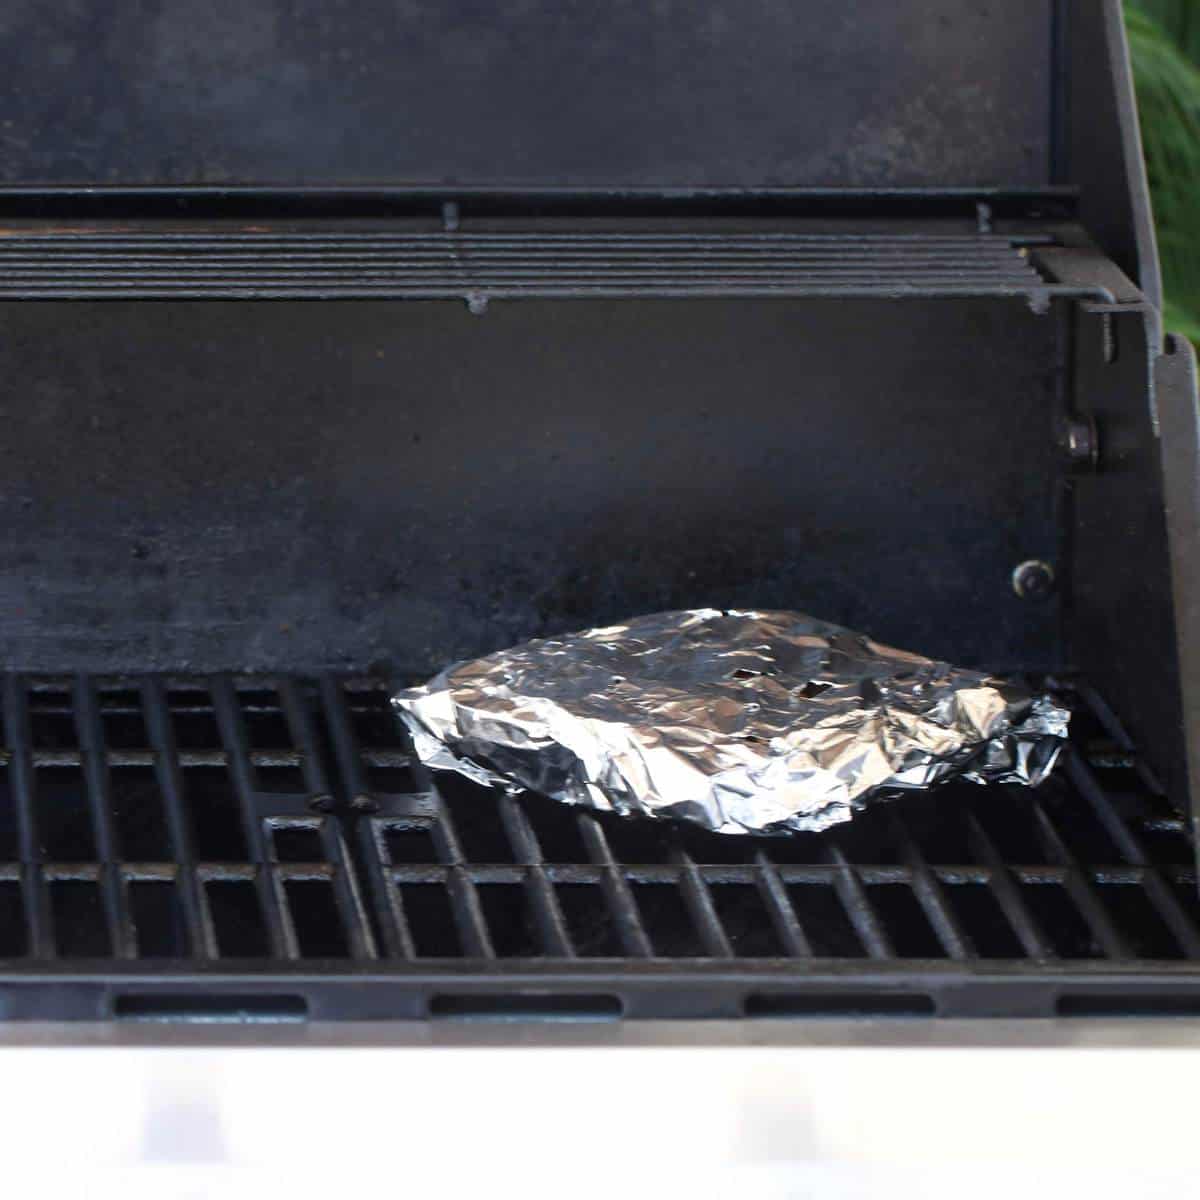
0 674 1197 1018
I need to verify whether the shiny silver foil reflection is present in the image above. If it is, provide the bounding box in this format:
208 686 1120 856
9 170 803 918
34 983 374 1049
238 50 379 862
392 609 1069 835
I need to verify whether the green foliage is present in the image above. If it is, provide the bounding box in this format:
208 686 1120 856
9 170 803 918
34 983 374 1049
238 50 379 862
1131 0 1200 63
1126 1 1200 334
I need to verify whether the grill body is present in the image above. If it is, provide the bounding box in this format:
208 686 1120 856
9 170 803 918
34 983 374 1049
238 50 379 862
0 0 1196 1019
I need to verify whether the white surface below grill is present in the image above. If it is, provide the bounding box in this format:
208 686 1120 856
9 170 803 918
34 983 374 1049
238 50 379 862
6 1023 1198 1196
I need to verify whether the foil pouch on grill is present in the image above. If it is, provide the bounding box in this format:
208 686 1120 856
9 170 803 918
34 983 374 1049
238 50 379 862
392 609 1069 835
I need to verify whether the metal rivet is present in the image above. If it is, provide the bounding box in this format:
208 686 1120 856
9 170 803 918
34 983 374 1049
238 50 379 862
1012 560 1056 600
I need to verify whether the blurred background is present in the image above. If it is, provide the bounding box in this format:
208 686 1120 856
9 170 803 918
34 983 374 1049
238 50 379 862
1127 0 1200 338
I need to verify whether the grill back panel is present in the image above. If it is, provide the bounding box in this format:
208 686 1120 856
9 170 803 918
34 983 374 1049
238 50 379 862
0 295 1059 675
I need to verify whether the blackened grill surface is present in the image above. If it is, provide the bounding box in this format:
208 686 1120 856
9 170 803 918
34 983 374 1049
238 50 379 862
0 674 1196 1021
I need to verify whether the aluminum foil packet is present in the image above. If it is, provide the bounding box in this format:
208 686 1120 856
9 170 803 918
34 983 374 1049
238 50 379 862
392 609 1069 836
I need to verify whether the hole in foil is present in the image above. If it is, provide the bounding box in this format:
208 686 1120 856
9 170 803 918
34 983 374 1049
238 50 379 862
798 680 832 699
730 669 761 681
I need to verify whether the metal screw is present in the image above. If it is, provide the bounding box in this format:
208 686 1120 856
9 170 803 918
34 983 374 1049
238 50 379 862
1012 560 1055 600
1061 414 1099 471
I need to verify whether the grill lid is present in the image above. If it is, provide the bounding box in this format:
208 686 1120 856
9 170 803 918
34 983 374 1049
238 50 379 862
0 0 1052 190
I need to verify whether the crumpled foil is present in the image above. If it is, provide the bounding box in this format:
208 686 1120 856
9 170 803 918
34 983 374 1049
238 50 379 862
392 609 1069 835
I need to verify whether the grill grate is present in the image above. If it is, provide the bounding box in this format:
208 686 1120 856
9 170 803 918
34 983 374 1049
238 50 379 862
0 674 1197 1019
0 231 1097 306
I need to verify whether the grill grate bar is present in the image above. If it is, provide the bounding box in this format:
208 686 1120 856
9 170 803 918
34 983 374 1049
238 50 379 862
2 678 54 958
825 845 894 959
141 678 218 959
1063 750 1200 958
496 793 574 957
427 785 495 959
318 679 410 959
74 678 136 959
1074 683 1167 796
278 678 377 960
753 851 814 957
1029 789 1131 959
577 819 655 957
209 677 298 961
963 808 1054 958
887 811 973 960
673 848 735 958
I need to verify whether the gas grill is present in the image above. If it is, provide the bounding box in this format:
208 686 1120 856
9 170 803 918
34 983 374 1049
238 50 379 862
0 0 1195 1021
